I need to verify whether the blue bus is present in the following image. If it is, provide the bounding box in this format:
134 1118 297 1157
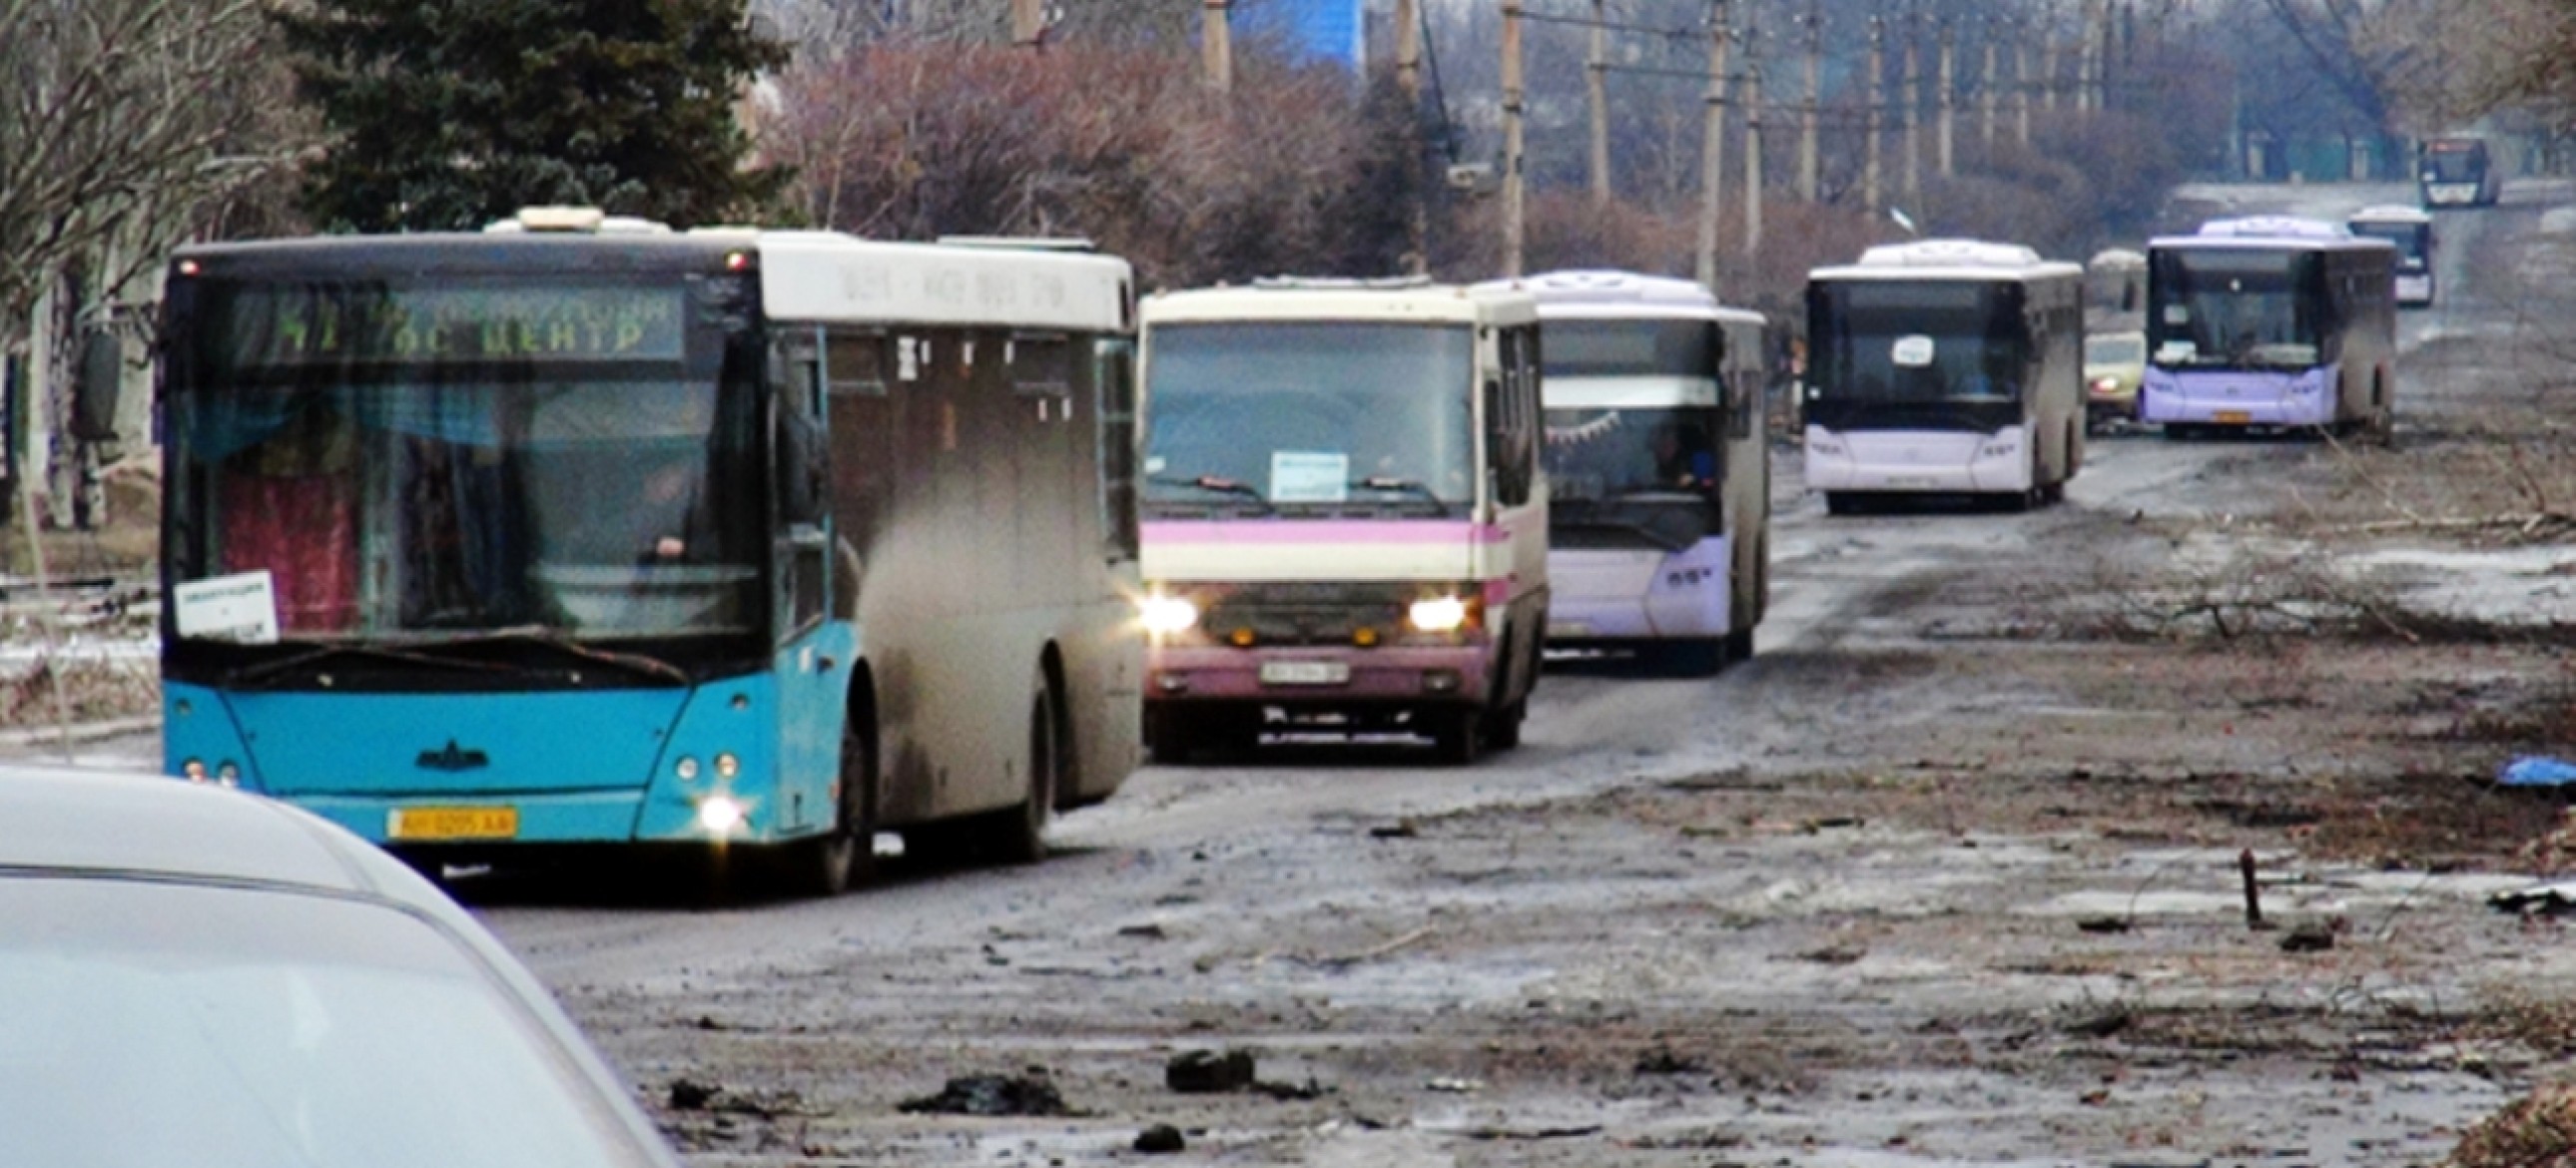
157 209 1144 895
2140 216 2397 439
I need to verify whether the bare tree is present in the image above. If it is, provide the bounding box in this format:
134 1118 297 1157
0 0 297 524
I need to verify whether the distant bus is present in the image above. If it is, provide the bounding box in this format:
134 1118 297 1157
1500 271 1768 674
2141 216 2397 438
1803 240 2087 513
2085 248 2148 329
157 208 1143 895
2347 205 2436 306
1137 280 1548 765
2420 136 2502 208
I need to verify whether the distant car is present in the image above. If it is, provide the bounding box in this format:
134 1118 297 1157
2083 330 2147 430
0 766 684 1168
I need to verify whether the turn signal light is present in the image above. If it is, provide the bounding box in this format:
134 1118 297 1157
1353 627 1381 648
1228 627 1257 648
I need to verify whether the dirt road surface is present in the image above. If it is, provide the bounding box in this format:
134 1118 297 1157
47 183 2576 1166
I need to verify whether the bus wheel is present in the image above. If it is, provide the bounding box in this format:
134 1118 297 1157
1656 639 1727 676
986 682 1059 866
1725 623 1756 663
1433 707 1484 766
1488 699 1526 750
773 717 879 897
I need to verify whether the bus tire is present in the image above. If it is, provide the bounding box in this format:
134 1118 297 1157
1488 699 1526 750
1434 707 1484 766
1725 623 1755 663
1658 639 1727 676
985 681 1060 866
771 714 879 898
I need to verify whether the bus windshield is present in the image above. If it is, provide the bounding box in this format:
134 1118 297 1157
2423 142 2487 183
2148 250 2324 369
1540 319 1716 379
1809 281 2030 404
1144 321 1476 509
2348 223 2429 272
1543 407 1721 501
166 279 765 643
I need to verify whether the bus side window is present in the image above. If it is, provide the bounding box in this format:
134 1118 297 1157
827 331 890 399
1487 327 1536 507
1093 338 1139 562
775 338 830 635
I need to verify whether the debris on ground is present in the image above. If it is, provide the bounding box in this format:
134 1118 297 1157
2062 1009 2134 1039
897 1071 1071 1117
2443 1082 2576 1168
665 1078 809 1118
1116 922 1170 939
2498 757 2576 790
1369 820 1421 839
1633 1045 1705 1075
2077 915 2133 933
1166 1049 1256 1094
2489 881 2576 916
1426 1077 1484 1093
2278 920 2338 953
1133 1124 1187 1154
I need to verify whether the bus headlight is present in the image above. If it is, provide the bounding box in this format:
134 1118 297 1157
697 796 748 835
1408 596 1473 633
1138 594 1200 636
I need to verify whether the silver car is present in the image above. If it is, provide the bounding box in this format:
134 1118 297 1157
0 765 681 1168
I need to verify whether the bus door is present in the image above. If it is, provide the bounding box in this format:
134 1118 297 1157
770 329 845 835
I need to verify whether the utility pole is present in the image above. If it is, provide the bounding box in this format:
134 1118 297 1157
2076 0 2099 115
2014 21 2032 147
1799 3 1821 204
1744 28 1764 257
1695 0 1731 288
1588 0 1612 206
2039 25 2058 114
1503 0 1527 278
1937 19 1955 178
1010 0 1045 45
1202 0 1233 94
1981 19 1999 152
1395 0 1428 276
1865 14 1884 216
1902 4 1921 210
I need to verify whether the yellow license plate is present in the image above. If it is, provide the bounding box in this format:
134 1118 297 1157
388 806 519 841
2215 410 2252 424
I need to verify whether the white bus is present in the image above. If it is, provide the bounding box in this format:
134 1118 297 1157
2085 248 2148 330
1502 271 1768 674
2142 216 2397 438
2347 205 2435 306
1803 240 2086 513
2419 136 2503 209
1137 280 1549 765
158 210 1144 894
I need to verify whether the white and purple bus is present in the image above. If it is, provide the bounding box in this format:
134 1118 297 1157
1503 271 1769 674
1803 240 2087 513
2420 136 2502 209
2141 216 2397 439
2347 205 2435 307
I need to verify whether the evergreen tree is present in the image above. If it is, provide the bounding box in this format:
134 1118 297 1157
279 0 791 232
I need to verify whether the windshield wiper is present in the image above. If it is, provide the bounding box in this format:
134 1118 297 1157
228 643 520 689
1148 473 1274 514
439 626 692 686
1348 476 1450 515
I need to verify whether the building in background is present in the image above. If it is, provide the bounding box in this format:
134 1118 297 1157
1241 0 1366 71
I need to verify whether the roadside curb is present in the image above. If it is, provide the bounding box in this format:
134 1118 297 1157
0 716 158 750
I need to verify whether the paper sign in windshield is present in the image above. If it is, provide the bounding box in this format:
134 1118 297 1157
173 571 282 645
1271 450 1350 503
1891 334 1937 368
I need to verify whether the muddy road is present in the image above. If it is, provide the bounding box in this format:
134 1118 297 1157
54 183 2576 1165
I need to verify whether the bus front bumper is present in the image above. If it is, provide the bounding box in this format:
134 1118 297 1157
2139 371 2334 427
1803 426 2030 493
1146 643 1497 707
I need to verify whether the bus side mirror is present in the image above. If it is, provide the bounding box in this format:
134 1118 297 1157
71 328 122 442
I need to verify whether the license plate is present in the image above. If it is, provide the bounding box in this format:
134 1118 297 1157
1548 622 1594 638
388 806 519 841
1887 475 1936 488
2215 410 2252 424
1259 660 1350 686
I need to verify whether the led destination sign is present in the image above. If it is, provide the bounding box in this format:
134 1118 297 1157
219 285 687 367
